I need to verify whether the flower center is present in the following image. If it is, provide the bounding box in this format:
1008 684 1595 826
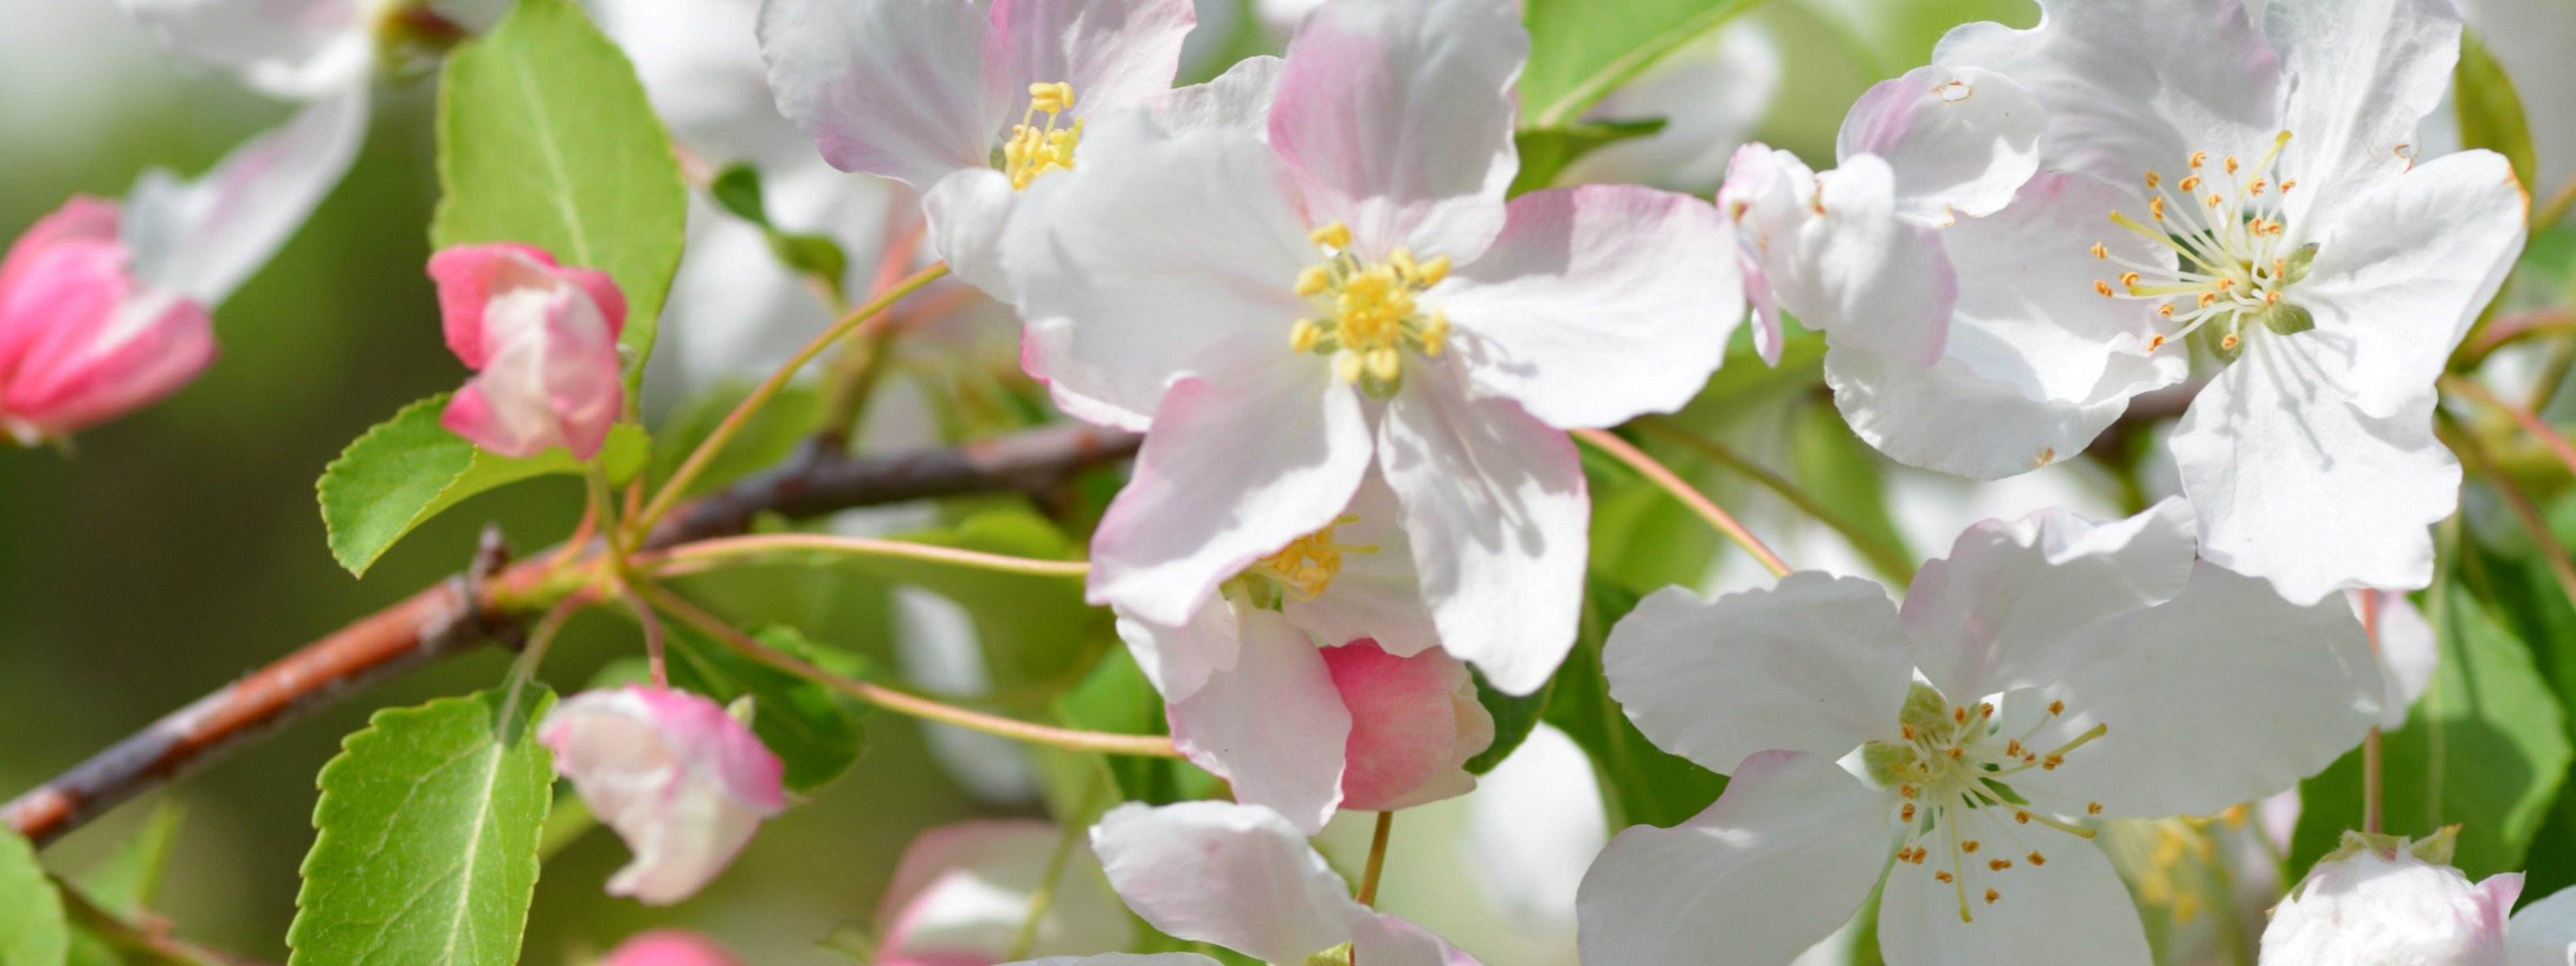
2091 130 2316 360
1245 514 1377 601
1864 683 2108 923
1288 221 1451 399
1002 81 1082 191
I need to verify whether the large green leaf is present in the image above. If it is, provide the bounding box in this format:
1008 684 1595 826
1508 118 1666 196
664 625 871 793
0 828 66 966
434 0 687 389
317 394 647 576
1542 576 1726 829
2455 29 2538 196
2289 575 2574 881
1521 0 1758 128
1464 667 1554 775
287 688 556 966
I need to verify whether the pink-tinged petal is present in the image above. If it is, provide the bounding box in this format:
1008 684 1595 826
1113 596 1242 702
2173 335 2458 605
2265 0 2462 227
0 281 216 440
1439 184 1737 430
539 687 786 906
0 197 119 299
2264 842 2519 965
432 245 627 460
1792 155 1953 365
1713 143 1798 366
1348 912 1480 966
2352 589 2436 731
1825 345 2137 481
758 0 1001 187
2296 151 2526 420
1901 499 2196 704
1146 55 1283 139
1285 473 1437 657
1934 0 2281 191
925 167 1024 302
875 820 1133 961
440 382 541 458
1267 0 1523 262
1377 369 1585 696
427 242 558 369
986 0 1195 121
1604 573 1912 775
1877 832 2150 966
1939 172 2181 407
1323 641 1490 811
1168 607 1351 832
2506 882 2576 966
1088 365 1372 627
2023 561 2380 819
1090 801 1359 962
1575 750 1894 966
1835 65 2042 224
543 289 628 460
599 930 745 966
1021 318 1154 431
118 0 374 97
121 88 368 306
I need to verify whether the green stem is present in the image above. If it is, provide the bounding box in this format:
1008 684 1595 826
1356 811 1393 908
499 591 589 737
637 532 1090 580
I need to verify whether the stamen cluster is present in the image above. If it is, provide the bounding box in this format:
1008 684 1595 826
1245 513 1377 601
1288 222 1452 398
1002 81 1082 190
2092 131 2315 359
1866 683 2108 923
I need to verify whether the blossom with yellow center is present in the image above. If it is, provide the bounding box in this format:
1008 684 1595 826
1285 222 1452 397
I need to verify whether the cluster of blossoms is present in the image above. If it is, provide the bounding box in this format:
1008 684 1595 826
11 0 2570 960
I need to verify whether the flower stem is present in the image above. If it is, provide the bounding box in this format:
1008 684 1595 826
1356 810 1394 907
2360 589 2385 836
1632 415 1911 581
500 591 590 736
2441 374 2576 483
633 579 1182 758
629 262 952 541
635 533 1090 580
1574 427 1792 578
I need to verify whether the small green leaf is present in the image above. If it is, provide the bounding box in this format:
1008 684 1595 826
318 394 647 576
287 688 556 966
1541 576 1726 829
1509 117 1667 196
1464 667 1554 774
72 800 184 919
708 164 770 227
2455 29 2539 196
435 0 687 390
663 625 870 793
767 232 851 295
0 828 67 966
1521 0 1757 127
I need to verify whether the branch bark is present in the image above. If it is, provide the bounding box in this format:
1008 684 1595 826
4 423 1141 846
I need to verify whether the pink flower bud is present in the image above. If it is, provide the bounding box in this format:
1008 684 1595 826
427 243 625 459
599 930 744 966
538 686 786 905
1322 641 1494 812
2261 830 2521 966
0 196 214 444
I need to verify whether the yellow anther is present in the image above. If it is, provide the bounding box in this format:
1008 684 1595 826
2048 700 2065 716
2225 155 2240 175
1335 352 1365 384
2028 852 2046 866
2149 196 2167 221
1310 221 1352 250
2095 280 2116 298
2249 178 2268 195
1421 309 1448 356
2189 151 2207 169
1002 82 1084 189
1389 247 1419 282
2198 291 2219 308
2206 193 2224 208
1417 254 1451 287
1984 889 2000 905
1366 347 1401 383
2264 290 2282 305
2155 307 2174 320
2281 179 2297 192
1902 803 1917 821
1948 747 1965 759
1980 703 1995 719
2145 170 2161 189
1901 724 1916 741
1935 871 1954 883
1290 319 1321 353
1901 784 1918 799
2014 810 2030 824
1954 707 1968 725
2220 332 2241 351
2178 175 2202 193
2087 802 2104 815
1962 840 1980 854
2119 271 2141 290
1989 859 2013 871
1295 266 1331 296
1249 514 1373 600
2042 754 2064 770
2091 242 2108 260
1027 81 1074 114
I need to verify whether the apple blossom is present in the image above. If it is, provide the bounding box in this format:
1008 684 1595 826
1008 0 1740 697
873 819 1133 964
1926 0 2528 604
1577 499 2383 966
537 686 787 905
2511 884 2576 966
600 930 745 966
2260 829 2521 966
428 242 628 460
1091 801 1483 966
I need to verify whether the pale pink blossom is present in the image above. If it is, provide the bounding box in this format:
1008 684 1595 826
0 198 211 444
538 686 786 905
874 819 1133 965
428 243 628 460
2261 831 2521 966
600 930 745 966
1323 639 1492 812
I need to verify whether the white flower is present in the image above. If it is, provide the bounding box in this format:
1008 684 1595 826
1576 499 2383 966
2261 830 2522 966
2509 883 2576 966
1926 0 2529 604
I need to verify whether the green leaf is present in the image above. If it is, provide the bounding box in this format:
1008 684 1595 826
1046 644 1218 811
708 164 770 227
72 801 183 919
1521 0 1757 128
1542 576 1726 829
435 0 687 389
1790 399 1914 582
664 625 870 793
2289 575 2574 881
703 164 850 298
2455 29 2539 196
0 828 67 966
287 687 557 966
318 394 647 576
1509 118 1667 196
1464 667 1554 774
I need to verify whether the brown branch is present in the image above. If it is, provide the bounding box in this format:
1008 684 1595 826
4 423 1141 846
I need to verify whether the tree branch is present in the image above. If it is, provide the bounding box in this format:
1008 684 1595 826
4 423 1141 846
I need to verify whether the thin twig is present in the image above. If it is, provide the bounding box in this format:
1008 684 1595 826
1356 810 1394 908
2440 416 2576 613
2456 308 2576 368
1573 427 1792 578
2442 374 2576 483
1631 415 1913 580
637 532 1090 580
2360 589 2385 837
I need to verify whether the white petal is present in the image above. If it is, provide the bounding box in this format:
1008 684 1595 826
1146 54 1283 139
1825 344 2136 481
2023 562 2382 819
2173 334 2459 605
923 167 1022 302
1941 172 2182 406
2508 884 2576 966
1090 801 1359 963
1167 607 1352 832
1113 596 1243 702
1285 473 1438 657
1781 155 1954 366
2265 0 2463 225
987 0 1195 123
1266 0 1522 261
1377 369 1586 696
1876 836 2149 966
1575 750 1895 966
1439 184 1738 430
1835 65 2041 224
2355 589 2438 731
1349 912 1481 966
122 88 367 306
118 0 372 97
758 0 1000 187
1604 573 1912 774
876 819 1132 959
1901 499 2197 704
2296 150 2527 419
1934 0 2281 188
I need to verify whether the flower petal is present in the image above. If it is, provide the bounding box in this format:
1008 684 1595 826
1168 605 1351 831
1377 369 1585 696
1325 642 1489 811
1604 573 1912 774
2355 589 2437 731
2506 883 2576 966
0 286 215 440
117 0 374 97
1825 345 2132 481
1146 54 1284 138
2265 0 2462 225
1349 912 1480 966
1835 65 2041 224
1876 836 2149 966
539 687 785 906
1439 184 1738 430
2296 150 2526 419
1750 153 1954 367
121 88 369 306
1113 596 1242 702
1284 473 1437 656
1575 750 1894 966
1901 499 2197 704
875 819 1133 961
600 930 744 966
0 197 118 299
2172 333 2458 604
1090 800 1359 963
758 0 1001 187
1013 956 1224 966
1941 171 2180 406
987 0 1195 121
1266 0 1522 261
923 167 1023 302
